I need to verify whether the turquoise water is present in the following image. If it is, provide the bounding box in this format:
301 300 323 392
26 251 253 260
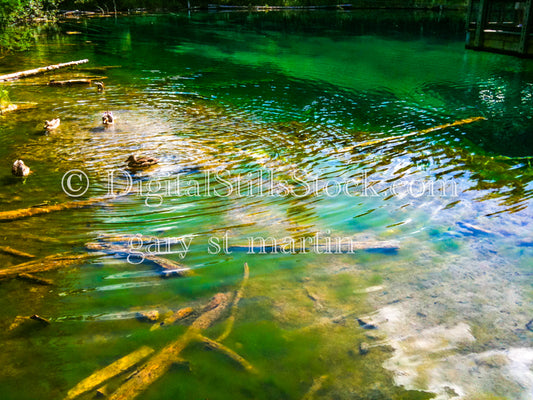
0 10 532 400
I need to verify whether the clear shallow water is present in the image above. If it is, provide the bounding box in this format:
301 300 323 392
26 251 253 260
0 10 532 400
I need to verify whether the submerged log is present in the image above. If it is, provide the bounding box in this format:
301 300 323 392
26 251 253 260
199 335 255 372
9 315 50 331
107 297 232 400
339 116 486 152
0 103 38 114
64 346 155 400
85 242 193 277
0 253 93 281
0 197 106 222
66 264 252 400
30 314 51 324
301 375 328 400
151 307 195 331
48 77 107 86
0 59 89 82
17 273 54 286
0 246 35 259
106 264 251 400
216 262 249 341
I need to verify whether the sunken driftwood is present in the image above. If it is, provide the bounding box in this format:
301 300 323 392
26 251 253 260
0 197 106 222
0 59 89 82
338 117 486 152
64 346 155 400
85 242 193 278
48 77 107 86
16 272 54 285
0 253 93 281
151 307 195 331
65 263 253 400
216 261 249 341
0 103 38 114
0 246 35 259
302 375 328 400
9 314 50 331
108 265 253 400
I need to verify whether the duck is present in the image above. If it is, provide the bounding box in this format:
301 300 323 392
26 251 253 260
94 81 105 91
102 111 114 125
12 160 30 177
126 155 159 170
44 118 60 131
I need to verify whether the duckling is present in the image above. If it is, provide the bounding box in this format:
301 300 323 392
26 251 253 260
12 160 30 177
102 111 114 125
94 81 105 91
44 118 60 131
126 155 159 170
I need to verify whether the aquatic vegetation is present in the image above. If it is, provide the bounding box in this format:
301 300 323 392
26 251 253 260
0 10 531 400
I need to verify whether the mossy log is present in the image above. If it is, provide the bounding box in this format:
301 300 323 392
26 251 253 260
9 315 50 331
216 262 249 341
0 59 89 82
198 335 256 372
0 246 35 259
16 273 54 285
0 197 106 222
64 346 155 400
107 294 239 400
85 242 193 277
151 307 195 331
66 264 252 400
301 375 328 400
0 253 93 281
108 265 250 400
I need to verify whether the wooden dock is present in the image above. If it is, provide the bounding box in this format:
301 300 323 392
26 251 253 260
466 0 533 57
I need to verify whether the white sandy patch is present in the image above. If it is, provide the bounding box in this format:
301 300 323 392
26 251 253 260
365 305 533 399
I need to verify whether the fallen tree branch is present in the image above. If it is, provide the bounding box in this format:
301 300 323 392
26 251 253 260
0 59 89 82
49 77 107 86
199 334 256 372
216 262 249 341
65 264 253 400
85 242 193 277
0 246 35 259
107 265 251 400
64 346 155 400
301 375 328 400
0 253 94 280
0 197 107 222
338 116 486 152
16 273 54 285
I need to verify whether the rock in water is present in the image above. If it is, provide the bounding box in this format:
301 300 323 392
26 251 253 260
136 310 160 322
359 342 370 355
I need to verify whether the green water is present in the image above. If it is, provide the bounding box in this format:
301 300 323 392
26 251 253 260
0 10 532 400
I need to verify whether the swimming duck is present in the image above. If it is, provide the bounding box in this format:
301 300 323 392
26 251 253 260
94 81 105 91
102 111 114 125
44 118 60 131
12 160 30 177
126 155 159 170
